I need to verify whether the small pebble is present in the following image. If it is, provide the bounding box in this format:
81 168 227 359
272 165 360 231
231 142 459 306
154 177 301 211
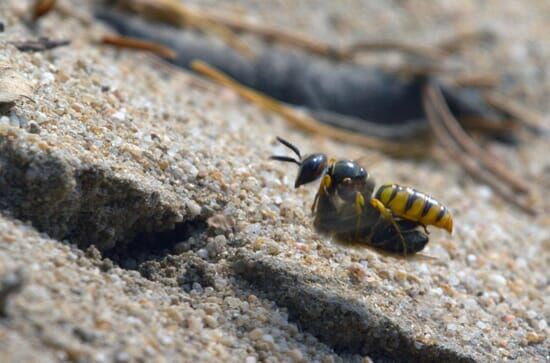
192 282 203 293
348 263 367 283
476 321 490 331
9 113 23 127
430 287 443 296
265 240 280 256
196 248 208 259
157 332 173 346
173 241 190 254
114 351 131 363
40 72 55 85
186 200 202 217
525 332 545 345
489 274 507 288
206 235 226 258
262 334 274 343
463 298 479 311
448 275 459 286
187 316 202 330
249 328 263 340
28 121 40 134
203 315 217 328
287 348 304 362
112 108 126 121
478 186 493 199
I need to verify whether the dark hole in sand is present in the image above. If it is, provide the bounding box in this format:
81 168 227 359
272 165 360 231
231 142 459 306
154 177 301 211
103 218 207 271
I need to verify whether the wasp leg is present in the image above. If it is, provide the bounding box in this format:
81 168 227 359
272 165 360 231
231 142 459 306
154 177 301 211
370 198 408 255
312 174 332 214
354 192 365 237
369 224 429 255
364 211 384 243
421 224 430 234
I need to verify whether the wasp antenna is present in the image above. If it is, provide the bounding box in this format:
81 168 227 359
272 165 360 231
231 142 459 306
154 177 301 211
270 155 301 166
275 136 302 159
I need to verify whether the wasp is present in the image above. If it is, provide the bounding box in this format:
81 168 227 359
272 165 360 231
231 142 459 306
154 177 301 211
271 137 453 255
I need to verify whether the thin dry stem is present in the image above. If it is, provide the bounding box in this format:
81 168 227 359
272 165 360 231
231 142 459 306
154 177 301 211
203 8 334 57
429 84 530 193
101 34 177 60
436 29 494 54
459 117 518 133
484 92 546 133
423 85 536 215
31 0 56 21
345 40 446 60
191 60 428 158
114 0 254 58
446 73 499 88
117 0 444 62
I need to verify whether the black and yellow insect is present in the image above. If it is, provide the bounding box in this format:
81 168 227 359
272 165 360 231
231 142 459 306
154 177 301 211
271 137 453 255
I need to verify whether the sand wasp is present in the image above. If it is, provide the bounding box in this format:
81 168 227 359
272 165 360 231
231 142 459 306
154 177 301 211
271 137 453 255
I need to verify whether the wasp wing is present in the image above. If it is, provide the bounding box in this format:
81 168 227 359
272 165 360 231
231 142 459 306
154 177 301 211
313 192 429 255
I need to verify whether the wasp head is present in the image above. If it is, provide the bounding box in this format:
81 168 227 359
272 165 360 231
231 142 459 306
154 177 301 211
270 137 328 188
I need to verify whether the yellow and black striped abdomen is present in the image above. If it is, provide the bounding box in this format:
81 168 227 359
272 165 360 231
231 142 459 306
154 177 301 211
374 184 453 233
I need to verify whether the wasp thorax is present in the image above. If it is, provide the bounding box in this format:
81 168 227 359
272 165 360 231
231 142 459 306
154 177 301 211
295 153 328 188
329 160 370 201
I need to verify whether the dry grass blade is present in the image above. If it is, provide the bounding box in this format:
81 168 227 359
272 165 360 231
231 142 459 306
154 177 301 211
115 0 254 58
484 92 546 133
436 29 494 54
428 84 530 194
345 40 446 61
116 0 444 62
459 117 518 134
101 34 177 60
204 12 446 61
447 73 499 88
191 60 427 157
422 85 537 216
189 6 335 56
31 0 56 21
10 38 70 52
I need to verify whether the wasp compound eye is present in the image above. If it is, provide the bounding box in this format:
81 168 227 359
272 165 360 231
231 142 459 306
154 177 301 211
295 153 328 188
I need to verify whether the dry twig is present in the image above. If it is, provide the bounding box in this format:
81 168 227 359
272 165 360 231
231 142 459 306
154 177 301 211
459 117 518 134
115 0 445 62
446 73 499 88
437 29 495 54
101 34 177 59
422 84 536 215
31 0 56 21
344 40 446 60
485 92 546 133
10 38 69 52
114 0 254 58
428 84 530 193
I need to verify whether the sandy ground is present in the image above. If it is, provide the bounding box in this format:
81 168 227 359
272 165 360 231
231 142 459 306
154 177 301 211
0 0 548 362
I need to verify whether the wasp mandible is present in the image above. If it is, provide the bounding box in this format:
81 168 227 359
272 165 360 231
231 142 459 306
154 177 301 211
271 137 453 255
